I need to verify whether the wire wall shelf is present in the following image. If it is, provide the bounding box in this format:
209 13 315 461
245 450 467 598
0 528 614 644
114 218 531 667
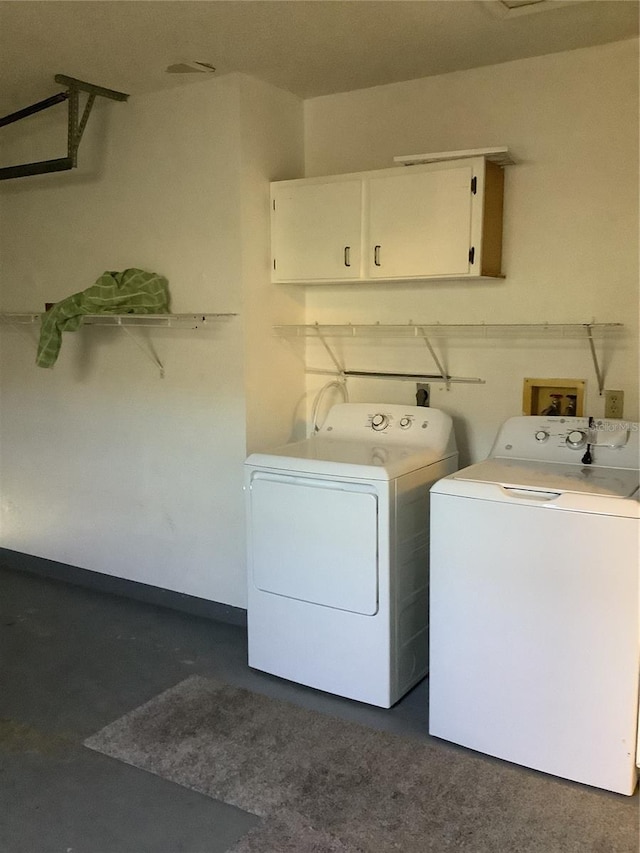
0 312 238 377
274 322 624 339
274 322 625 394
0 312 237 328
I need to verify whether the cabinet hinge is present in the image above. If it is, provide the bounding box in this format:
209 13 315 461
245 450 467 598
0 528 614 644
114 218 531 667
469 246 475 264
470 176 477 195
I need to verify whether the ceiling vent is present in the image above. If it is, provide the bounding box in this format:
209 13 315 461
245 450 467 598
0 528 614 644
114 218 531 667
501 0 547 9
483 0 583 18
165 61 216 75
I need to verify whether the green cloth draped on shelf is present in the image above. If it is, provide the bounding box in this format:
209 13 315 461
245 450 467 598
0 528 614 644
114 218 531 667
37 269 169 368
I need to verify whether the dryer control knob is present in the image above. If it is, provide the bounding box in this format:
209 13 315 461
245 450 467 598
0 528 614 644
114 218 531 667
399 417 412 429
566 430 587 448
371 413 389 431
535 430 549 442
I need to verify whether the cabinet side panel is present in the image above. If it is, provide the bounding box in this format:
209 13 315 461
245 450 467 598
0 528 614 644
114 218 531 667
481 161 504 277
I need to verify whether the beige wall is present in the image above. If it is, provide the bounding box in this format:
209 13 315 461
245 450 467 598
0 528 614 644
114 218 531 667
303 39 639 462
0 73 304 607
1 38 637 605
238 76 307 452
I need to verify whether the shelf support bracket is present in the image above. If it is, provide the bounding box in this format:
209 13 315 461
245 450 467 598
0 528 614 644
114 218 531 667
417 327 451 389
0 75 129 181
119 325 165 378
585 324 605 395
313 323 345 376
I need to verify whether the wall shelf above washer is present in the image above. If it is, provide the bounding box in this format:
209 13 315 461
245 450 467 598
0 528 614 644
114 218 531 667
274 322 624 394
274 322 622 339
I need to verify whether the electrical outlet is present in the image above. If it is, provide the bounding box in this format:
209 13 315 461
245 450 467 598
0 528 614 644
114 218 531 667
604 390 624 419
416 383 430 407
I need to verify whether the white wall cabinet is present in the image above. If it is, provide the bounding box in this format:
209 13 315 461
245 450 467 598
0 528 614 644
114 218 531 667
270 179 362 281
270 157 504 283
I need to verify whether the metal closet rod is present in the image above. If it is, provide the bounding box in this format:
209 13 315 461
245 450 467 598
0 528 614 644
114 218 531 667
308 368 484 384
346 370 483 384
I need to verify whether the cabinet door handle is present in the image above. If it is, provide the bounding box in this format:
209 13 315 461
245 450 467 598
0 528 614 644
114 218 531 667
344 246 351 267
374 245 381 266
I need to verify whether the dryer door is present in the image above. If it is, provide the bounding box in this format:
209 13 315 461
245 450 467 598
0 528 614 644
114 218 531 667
248 472 379 615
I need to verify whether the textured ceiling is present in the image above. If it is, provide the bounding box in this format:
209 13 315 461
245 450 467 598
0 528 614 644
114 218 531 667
0 1 638 114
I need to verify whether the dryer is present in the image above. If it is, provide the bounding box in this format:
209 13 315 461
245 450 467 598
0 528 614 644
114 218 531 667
244 403 457 708
429 415 640 795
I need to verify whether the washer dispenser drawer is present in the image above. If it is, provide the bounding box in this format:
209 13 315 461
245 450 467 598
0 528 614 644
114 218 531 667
248 473 379 615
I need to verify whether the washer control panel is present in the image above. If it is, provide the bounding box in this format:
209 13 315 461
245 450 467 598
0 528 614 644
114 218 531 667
491 415 638 466
522 420 597 452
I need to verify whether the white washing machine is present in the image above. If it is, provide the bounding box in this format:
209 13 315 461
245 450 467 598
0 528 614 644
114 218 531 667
429 415 640 795
245 403 458 708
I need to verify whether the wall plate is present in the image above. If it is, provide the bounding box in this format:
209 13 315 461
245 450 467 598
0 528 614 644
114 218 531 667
523 378 585 417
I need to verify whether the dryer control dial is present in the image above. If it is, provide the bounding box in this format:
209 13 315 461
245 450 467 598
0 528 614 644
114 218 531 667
566 429 587 448
399 417 412 429
535 430 549 442
371 413 389 431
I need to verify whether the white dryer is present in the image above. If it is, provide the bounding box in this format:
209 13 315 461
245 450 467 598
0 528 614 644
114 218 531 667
245 403 458 708
429 415 640 795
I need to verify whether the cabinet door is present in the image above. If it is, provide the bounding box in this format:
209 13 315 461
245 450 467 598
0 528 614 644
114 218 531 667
367 165 473 278
271 180 362 281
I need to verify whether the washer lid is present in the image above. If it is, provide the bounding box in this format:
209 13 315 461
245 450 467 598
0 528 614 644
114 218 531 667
448 457 639 499
245 437 453 480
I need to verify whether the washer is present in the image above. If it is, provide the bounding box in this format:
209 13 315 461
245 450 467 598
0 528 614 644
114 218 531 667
429 415 640 795
245 402 458 708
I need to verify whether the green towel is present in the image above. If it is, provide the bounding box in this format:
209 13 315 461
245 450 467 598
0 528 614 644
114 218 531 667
37 269 170 368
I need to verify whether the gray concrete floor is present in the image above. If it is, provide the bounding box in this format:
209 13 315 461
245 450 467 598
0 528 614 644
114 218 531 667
0 565 433 853
1 564 638 852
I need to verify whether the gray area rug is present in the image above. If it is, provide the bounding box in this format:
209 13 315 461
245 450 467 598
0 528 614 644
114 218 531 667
84 675 637 852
